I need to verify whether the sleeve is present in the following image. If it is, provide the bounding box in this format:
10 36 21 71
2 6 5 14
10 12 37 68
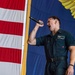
65 32 75 47
36 36 46 46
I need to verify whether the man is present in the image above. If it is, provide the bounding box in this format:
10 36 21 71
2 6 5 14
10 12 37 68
28 16 75 75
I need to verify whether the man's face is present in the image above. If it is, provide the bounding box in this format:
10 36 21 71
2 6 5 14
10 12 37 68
47 18 56 31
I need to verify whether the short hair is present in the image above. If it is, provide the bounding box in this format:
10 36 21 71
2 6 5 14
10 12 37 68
49 16 61 25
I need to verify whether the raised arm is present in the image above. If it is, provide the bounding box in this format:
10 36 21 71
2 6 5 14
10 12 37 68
28 20 44 45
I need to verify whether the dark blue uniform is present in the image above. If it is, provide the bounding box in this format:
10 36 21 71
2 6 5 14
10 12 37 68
36 29 75 75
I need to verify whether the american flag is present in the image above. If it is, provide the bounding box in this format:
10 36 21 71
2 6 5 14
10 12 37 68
0 0 28 75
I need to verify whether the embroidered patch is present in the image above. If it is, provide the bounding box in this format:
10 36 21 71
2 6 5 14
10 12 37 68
57 35 65 39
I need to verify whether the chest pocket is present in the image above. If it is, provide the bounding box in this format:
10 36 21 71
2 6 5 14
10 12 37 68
55 36 66 49
44 38 51 49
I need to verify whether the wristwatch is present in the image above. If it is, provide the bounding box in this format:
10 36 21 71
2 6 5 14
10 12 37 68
69 64 74 67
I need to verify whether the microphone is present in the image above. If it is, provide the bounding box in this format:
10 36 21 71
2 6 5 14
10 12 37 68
29 16 43 25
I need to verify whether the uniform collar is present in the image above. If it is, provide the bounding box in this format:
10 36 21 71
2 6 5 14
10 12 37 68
57 29 62 33
50 29 62 37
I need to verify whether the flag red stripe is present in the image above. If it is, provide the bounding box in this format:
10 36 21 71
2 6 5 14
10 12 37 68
0 21 23 36
0 0 25 10
0 47 21 64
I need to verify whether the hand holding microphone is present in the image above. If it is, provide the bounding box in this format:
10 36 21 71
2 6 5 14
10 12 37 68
29 17 44 27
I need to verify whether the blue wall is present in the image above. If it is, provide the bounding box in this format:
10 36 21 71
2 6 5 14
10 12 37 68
27 0 75 75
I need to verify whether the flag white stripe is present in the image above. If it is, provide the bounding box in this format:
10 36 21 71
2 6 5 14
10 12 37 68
0 8 24 23
0 62 21 75
0 34 22 49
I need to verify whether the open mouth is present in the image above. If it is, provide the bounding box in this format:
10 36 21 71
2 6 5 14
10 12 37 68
48 26 51 28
